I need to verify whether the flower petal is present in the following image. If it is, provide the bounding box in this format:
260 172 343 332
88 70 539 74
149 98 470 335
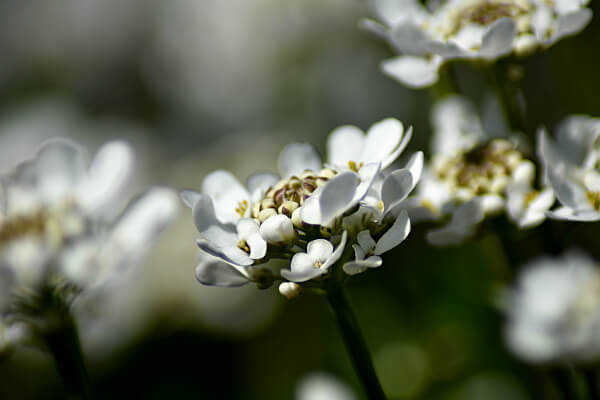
78 140 134 215
202 170 250 224
382 169 413 212
547 167 591 211
259 214 295 243
375 210 411 255
427 200 484 246
236 218 260 239
279 143 322 178
196 238 253 266
362 119 404 166
321 231 348 270
327 125 365 168
302 172 359 225
381 55 441 89
357 230 376 253
343 256 383 276
553 9 592 42
479 18 517 59
389 22 432 56
246 232 267 260
307 239 334 262
381 126 413 170
195 256 250 287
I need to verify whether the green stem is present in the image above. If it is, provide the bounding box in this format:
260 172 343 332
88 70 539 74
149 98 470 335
42 308 91 399
325 283 386 400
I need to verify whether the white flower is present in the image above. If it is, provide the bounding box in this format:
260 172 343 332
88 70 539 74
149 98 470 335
503 251 600 363
0 138 178 347
186 117 419 291
539 116 600 221
403 95 550 245
281 231 348 283
366 0 592 88
343 210 410 275
327 118 412 171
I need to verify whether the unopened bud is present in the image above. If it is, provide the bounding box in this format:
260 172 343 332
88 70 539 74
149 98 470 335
279 282 301 299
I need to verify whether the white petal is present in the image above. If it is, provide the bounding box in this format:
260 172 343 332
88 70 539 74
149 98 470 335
180 189 202 209
362 119 404 166
321 231 348 270
78 140 134 215
279 143 322 178
427 200 484 246
343 257 383 276
195 257 250 287
307 239 334 262
305 172 359 225
479 18 517 59
547 208 600 221
327 125 365 168
193 197 238 246
381 126 413 169
236 218 260 239
202 170 250 224
259 214 295 243
375 210 410 255
389 22 432 56
357 230 377 253
246 232 267 260
108 188 178 259
282 252 328 283
552 9 592 42
352 243 366 261
196 239 253 267
406 151 424 187
381 55 441 89
382 169 413 212
35 139 86 205
355 163 381 202
547 167 591 211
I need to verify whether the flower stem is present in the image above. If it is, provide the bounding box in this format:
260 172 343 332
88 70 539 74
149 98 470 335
42 307 91 399
325 283 387 400
583 369 600 400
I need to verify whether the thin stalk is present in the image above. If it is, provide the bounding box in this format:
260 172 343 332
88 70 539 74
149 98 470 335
42 306 91 399
325 283 386 400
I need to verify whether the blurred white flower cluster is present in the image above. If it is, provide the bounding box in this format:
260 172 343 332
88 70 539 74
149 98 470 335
504 251 600 363
365 0 592 87
0 139 178 351
183 119 422 297
401 95 553 245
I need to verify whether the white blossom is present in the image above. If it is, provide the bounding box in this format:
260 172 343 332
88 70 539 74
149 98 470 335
0 138 178 347
539 116 600 221
403 95 552 245
365 0 593 88
503 251 600 363
186 118 420 292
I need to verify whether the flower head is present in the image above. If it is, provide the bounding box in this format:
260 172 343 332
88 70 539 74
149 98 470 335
365 0 592 88
186 119 420 296
503 251 600 363
0 138 178 346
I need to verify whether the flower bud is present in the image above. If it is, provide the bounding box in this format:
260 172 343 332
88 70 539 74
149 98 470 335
279 282 301 299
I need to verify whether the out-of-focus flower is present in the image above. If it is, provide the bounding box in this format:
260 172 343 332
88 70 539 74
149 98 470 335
295 372 357 400
364 0 593 88
539 115 600 221
503 251 600 363
0 138 178 346
185 119 421 295
401 95 553 245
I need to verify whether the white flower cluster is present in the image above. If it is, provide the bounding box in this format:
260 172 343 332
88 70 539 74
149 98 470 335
401 95 553 245
365 0 592 88
504 251 600 363
183 119 422 297
539 115 600 221
0 139 178 348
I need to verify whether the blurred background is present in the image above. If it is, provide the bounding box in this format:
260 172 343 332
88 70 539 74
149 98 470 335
1 0 600 398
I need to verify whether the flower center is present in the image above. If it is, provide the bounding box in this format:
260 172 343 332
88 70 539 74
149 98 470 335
237 239 250 253
439 0 533 40
435 139 525 198
313 260 323 268
235 200 249 217
0 211 48 248
251 168 338 222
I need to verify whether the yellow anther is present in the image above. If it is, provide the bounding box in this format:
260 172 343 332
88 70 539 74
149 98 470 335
235 200 249 217
587 191 600 210
348 160 364 173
